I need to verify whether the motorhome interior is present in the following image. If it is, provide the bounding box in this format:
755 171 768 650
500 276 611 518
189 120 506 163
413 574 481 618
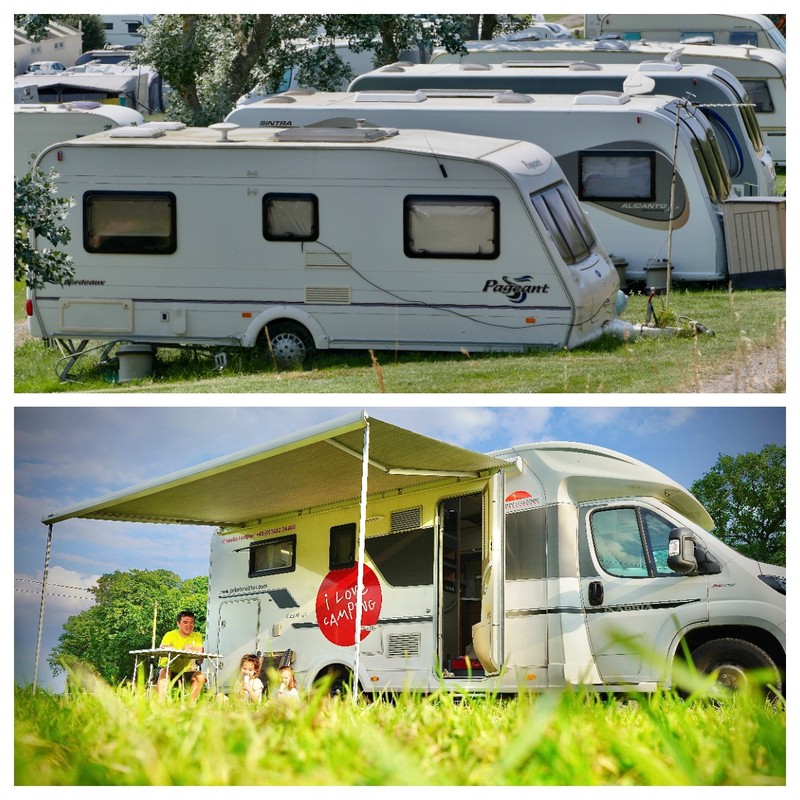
40 411 786 696
348 60 775 197
226 88 738 284
429 39 787 165
14 101 145 178
28 123 620 372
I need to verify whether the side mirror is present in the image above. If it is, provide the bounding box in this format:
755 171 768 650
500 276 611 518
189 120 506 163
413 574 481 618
668 527 698 575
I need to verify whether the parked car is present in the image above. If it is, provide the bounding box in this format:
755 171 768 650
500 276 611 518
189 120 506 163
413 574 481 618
26 61 66 75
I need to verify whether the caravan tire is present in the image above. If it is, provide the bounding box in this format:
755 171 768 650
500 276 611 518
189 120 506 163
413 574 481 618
263 321 314 367
691 638 782 698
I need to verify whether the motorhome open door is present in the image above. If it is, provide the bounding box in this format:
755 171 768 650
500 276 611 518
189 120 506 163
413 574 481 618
472 474 504 674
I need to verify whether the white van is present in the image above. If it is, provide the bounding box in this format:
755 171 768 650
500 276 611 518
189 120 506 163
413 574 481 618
585 13 786 53
41 411 786 697
27 123 620 370
429 39 787 165
348 60 775 197
14 101 145 178
227 88 740 284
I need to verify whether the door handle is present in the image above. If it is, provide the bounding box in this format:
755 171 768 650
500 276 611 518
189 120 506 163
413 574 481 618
589 580 604 606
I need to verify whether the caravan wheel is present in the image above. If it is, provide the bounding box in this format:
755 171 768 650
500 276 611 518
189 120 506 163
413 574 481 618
691 638 782 699
263 321 314 367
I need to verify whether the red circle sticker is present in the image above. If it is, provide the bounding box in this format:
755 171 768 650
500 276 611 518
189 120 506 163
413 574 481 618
316 564 382 646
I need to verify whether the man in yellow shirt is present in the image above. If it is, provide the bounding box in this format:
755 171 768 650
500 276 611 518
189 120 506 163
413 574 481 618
157 610 206 701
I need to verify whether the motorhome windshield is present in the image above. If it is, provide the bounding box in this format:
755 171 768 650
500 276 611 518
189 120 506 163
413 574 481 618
529 182 596 264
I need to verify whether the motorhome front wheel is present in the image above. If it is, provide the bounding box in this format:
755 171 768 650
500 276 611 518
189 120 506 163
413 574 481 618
264 321 314 367
690 638 782 698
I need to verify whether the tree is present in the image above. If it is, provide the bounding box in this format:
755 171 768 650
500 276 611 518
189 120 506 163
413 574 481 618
15 168 75 289
59 14 107 51
49 569 209 685
131 14 475 126
691 444 785 566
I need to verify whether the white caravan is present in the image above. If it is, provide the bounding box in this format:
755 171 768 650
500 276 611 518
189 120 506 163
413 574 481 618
348 60 775 197
585 14 786 53
14 101 145 178
226 88 738 283
429 39 787 165
40 412 786 696
27 123 620 366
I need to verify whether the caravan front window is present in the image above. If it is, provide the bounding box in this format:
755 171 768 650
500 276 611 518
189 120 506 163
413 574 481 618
403 196 499 258
83 191 176 254
530 183 595 265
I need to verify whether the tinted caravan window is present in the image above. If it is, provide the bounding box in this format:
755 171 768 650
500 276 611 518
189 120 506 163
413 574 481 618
579 152 655 201
530 182 595 264
84 191 176 254
248 535 296 577
404 196 499 258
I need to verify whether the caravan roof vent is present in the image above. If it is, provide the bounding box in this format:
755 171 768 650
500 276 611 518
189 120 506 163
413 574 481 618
141 120 186 131
593 38 631 50
568 61 603 71
264 95 296 103
354 90 427 103
272 127 399 143
638 60 682 73
459 63 493 71
492 92 534 104
108 126 165 138
573 91 631 106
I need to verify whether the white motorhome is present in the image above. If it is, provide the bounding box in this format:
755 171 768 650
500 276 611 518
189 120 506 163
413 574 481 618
429 39 787 165
27 123 620 369
227 88 740 284
349 60 775 197
40 412 786 697
585 14 786 53
14 101 145 178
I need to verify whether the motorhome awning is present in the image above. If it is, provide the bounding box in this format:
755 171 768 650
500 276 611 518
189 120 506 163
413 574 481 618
42 411 510 529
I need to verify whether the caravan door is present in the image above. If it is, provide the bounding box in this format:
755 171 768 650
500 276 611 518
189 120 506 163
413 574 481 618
578 502 709 684
215 597 262 689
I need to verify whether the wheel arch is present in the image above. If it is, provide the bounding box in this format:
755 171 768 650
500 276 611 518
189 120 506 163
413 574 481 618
241 306 330 350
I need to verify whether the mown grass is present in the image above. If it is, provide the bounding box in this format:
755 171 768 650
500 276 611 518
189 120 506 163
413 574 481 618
15 285 785 393
14 681 785 786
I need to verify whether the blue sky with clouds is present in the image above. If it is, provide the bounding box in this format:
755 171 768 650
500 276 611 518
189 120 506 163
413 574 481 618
14 404 785 691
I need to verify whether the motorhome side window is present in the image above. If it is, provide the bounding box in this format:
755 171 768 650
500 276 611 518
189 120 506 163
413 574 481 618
403 196 499 258
590 507 683 578
740 80 775 114
84 192 176 254
329 523 356 570
248 534 296 577
530 183 595 265
262 193 319 241
578 152 655 201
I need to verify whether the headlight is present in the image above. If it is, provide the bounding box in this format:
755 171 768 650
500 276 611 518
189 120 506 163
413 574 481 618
758 574 786 595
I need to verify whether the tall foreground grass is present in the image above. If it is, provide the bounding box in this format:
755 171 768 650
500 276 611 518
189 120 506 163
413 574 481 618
14 682 785 786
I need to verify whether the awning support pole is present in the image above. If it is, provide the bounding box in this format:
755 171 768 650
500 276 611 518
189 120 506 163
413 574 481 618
33 523 54 694
353 419 370 703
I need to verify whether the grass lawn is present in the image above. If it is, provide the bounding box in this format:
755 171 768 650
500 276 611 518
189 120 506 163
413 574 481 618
15 284 785 393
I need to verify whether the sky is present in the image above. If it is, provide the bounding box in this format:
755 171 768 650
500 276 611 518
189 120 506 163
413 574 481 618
13 403 786 692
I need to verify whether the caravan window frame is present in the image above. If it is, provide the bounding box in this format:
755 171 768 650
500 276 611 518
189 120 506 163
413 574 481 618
83 191 177 255
529 182 596 265
403 195 500 259
329 523 356 570
248 534 297 578
739 80 775 114
262 193 319 242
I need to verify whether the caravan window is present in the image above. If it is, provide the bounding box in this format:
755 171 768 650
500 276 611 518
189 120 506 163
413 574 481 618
83 191 176 254
729 31 759 46
740 80 774 114
365 528 434 586
578 152 655 201
263 193 319 241
403 196 499 259
530 183 595 265
248 535 296 577
505 507 547 580
330 523 356 570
